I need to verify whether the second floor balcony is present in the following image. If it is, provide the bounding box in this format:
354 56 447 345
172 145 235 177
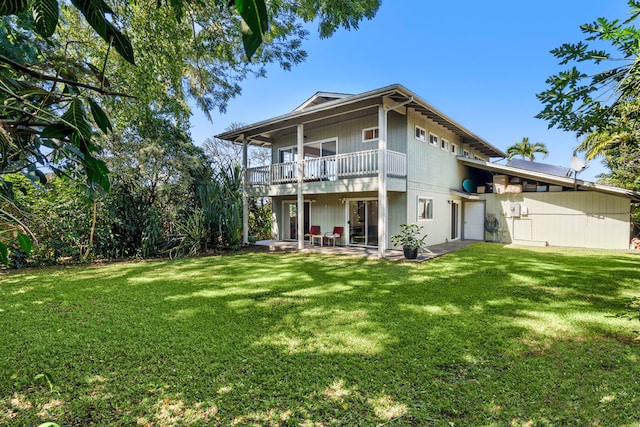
246 149 407 187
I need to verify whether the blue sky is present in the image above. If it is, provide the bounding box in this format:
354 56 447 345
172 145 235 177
191 0 632 181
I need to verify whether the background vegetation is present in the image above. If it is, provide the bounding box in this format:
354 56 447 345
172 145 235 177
1 244 639 426
1 0 380 264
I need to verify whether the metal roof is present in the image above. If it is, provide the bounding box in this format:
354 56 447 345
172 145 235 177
459 157 640 202
507 159 572 178
215 84 507 158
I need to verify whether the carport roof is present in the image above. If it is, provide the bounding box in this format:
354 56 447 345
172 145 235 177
458 156 640 202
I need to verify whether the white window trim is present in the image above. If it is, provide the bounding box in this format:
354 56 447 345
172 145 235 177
417 196 434 222
451 143 458 155
278 137 339 159
441 138 449 152
362 126 379 142
415 125 426 142
429 132 439 147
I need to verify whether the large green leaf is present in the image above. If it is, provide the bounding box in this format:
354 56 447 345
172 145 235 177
234 0 268 59
0 242 8 266
168 0 183 22
71 0 135 65
83 153 110 193
88 99 112 134
32 0 59 37
61 99 92 140
42 122 74 139
0 0 29 15
17 233 32 254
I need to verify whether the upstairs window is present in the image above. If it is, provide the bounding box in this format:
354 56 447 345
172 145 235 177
417 197 434 221
451 143 457 155
415 125 426 142
441 138 449 151
429 133 439 147
463 150 470 158
362 127 379 142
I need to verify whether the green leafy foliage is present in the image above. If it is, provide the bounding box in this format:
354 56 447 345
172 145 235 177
32 0 59 37
390 223 429 251
1 0 379 265
0 241 8 265
235 0 269 59
70 0 135 64
0 0 29 15
169 208 209 257
537 1 640 140
537 1 640 203
506 137 549 161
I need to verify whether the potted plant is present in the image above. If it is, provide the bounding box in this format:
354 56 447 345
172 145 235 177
390 223 428 259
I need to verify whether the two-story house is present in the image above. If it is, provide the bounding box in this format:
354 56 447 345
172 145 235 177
216 84 640 254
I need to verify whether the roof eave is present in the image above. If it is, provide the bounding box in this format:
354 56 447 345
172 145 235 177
215 84 507 158
458 157 640 202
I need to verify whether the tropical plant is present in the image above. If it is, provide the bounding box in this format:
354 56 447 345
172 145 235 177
197 163 243 250
249 197 272 240
536 0 640 183
169 208 210 257
506 137 549 161
536 1 640 141
390 223 429 251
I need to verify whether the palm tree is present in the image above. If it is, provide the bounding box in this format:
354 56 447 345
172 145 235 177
506 137 549 161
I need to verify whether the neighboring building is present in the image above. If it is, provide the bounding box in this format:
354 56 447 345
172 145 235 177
216 84 640 254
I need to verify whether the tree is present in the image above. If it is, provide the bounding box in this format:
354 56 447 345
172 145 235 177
537 2 640 238
506 137 549 161
0 0 381 263
536 0 640 160
203 123 270 171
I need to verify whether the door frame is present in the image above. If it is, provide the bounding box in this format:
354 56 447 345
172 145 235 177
450 200 461 241
282 200 311 241
463 201 486 241
345 197 378 247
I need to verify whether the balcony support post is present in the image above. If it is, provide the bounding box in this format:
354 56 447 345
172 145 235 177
242 136 249 245
297 124 305 250
378 104 387 258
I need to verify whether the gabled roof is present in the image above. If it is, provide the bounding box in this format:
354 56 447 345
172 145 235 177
459 156 640 202
216 84 507 158
507 159 572 178
293 92 352 111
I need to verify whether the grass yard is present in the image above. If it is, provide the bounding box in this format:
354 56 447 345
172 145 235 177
1 243 640 426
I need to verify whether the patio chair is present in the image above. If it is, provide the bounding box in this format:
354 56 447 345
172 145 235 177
324 226 343 247
309 225 323 246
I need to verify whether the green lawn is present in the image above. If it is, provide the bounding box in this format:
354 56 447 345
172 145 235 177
1 244 640 426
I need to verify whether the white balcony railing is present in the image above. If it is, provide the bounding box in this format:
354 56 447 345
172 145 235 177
245 149 407 186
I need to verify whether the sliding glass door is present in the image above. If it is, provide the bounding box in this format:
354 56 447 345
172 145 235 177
348 200 378 246
283 201 310 240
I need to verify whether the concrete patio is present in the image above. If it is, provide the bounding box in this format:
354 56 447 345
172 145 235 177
255 239 478 262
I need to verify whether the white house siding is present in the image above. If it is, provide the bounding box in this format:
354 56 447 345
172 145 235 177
402 109 486 247
485 192 631 250
269 110 406 161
